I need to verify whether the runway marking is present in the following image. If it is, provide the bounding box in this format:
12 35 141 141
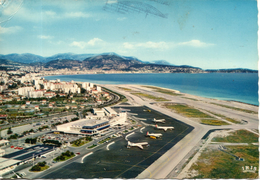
92 161 148 176
125 132 135 141
106 141 115 150
140 127 145 133
81 152 93 163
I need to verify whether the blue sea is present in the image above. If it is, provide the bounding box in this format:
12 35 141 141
44 73 259 106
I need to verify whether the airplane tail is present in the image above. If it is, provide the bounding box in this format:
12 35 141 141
146 132 149 135
155 124 158 128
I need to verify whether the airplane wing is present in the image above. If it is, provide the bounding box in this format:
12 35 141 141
136 144 144 149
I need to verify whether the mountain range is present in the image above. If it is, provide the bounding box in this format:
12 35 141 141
0 52 144 64
0 53 257 73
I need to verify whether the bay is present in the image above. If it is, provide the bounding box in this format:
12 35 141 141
44 73 259 106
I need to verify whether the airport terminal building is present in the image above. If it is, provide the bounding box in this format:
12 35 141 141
80 120 110 135
56 108 127 136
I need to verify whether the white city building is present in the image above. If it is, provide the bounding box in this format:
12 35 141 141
28 90 44 98
0 85 8 93
18 87 34 96
96 86 102 92
82 82 90 89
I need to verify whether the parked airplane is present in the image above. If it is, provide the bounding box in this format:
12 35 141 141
127 141 149 150
150 136 156 139
146 131 162 138
152 118 166 123
155 124 174 131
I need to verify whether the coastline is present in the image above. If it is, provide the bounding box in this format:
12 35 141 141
43 73 259 106
119 84 258 109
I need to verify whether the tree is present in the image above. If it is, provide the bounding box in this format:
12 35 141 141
7 127 12 134
8 133 18 140
60 155 65 160
81 88 86 94
25 138 37 144
31 165 41 171
55 156 60 161
40 84 44 89
38 161 46 167
8 83 17 90
85 136 92 141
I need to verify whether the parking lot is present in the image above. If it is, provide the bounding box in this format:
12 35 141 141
39 133 82 143
3 145 56 162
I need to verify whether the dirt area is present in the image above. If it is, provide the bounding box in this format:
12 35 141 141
178 129 259 179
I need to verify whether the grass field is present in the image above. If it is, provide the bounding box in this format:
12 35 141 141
206 111 241 124
39 165 49 171
132 93 169 101
71 140 91 147
98 137 111 144
118 87 132 91
142 86 182 96
30 165 49 172
212 130 259 143
88 144 97 149
188 145 258 179
182 97 199 101
210 102 258 114
54 154 75 162
164 104 213 118
200 119 229 126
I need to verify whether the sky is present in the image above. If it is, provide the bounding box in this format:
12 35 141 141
0 0 258 70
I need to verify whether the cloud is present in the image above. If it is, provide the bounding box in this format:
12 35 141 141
70 41 87 49
70 38 103 49
0 26 22 34
38 35 53 39
123 40 214 50
43 10 91 20
87 38 103 46
138 41 168 49
2 5 91 22
178 40 214 47
65 12 91 18
44 10 56 16
123 42 134 49
117 17 126 21
123 41 169 49
106 0 118 4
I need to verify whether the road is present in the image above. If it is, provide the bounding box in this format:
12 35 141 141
12 128 124 179
0 111 74 136
103 84 258 179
